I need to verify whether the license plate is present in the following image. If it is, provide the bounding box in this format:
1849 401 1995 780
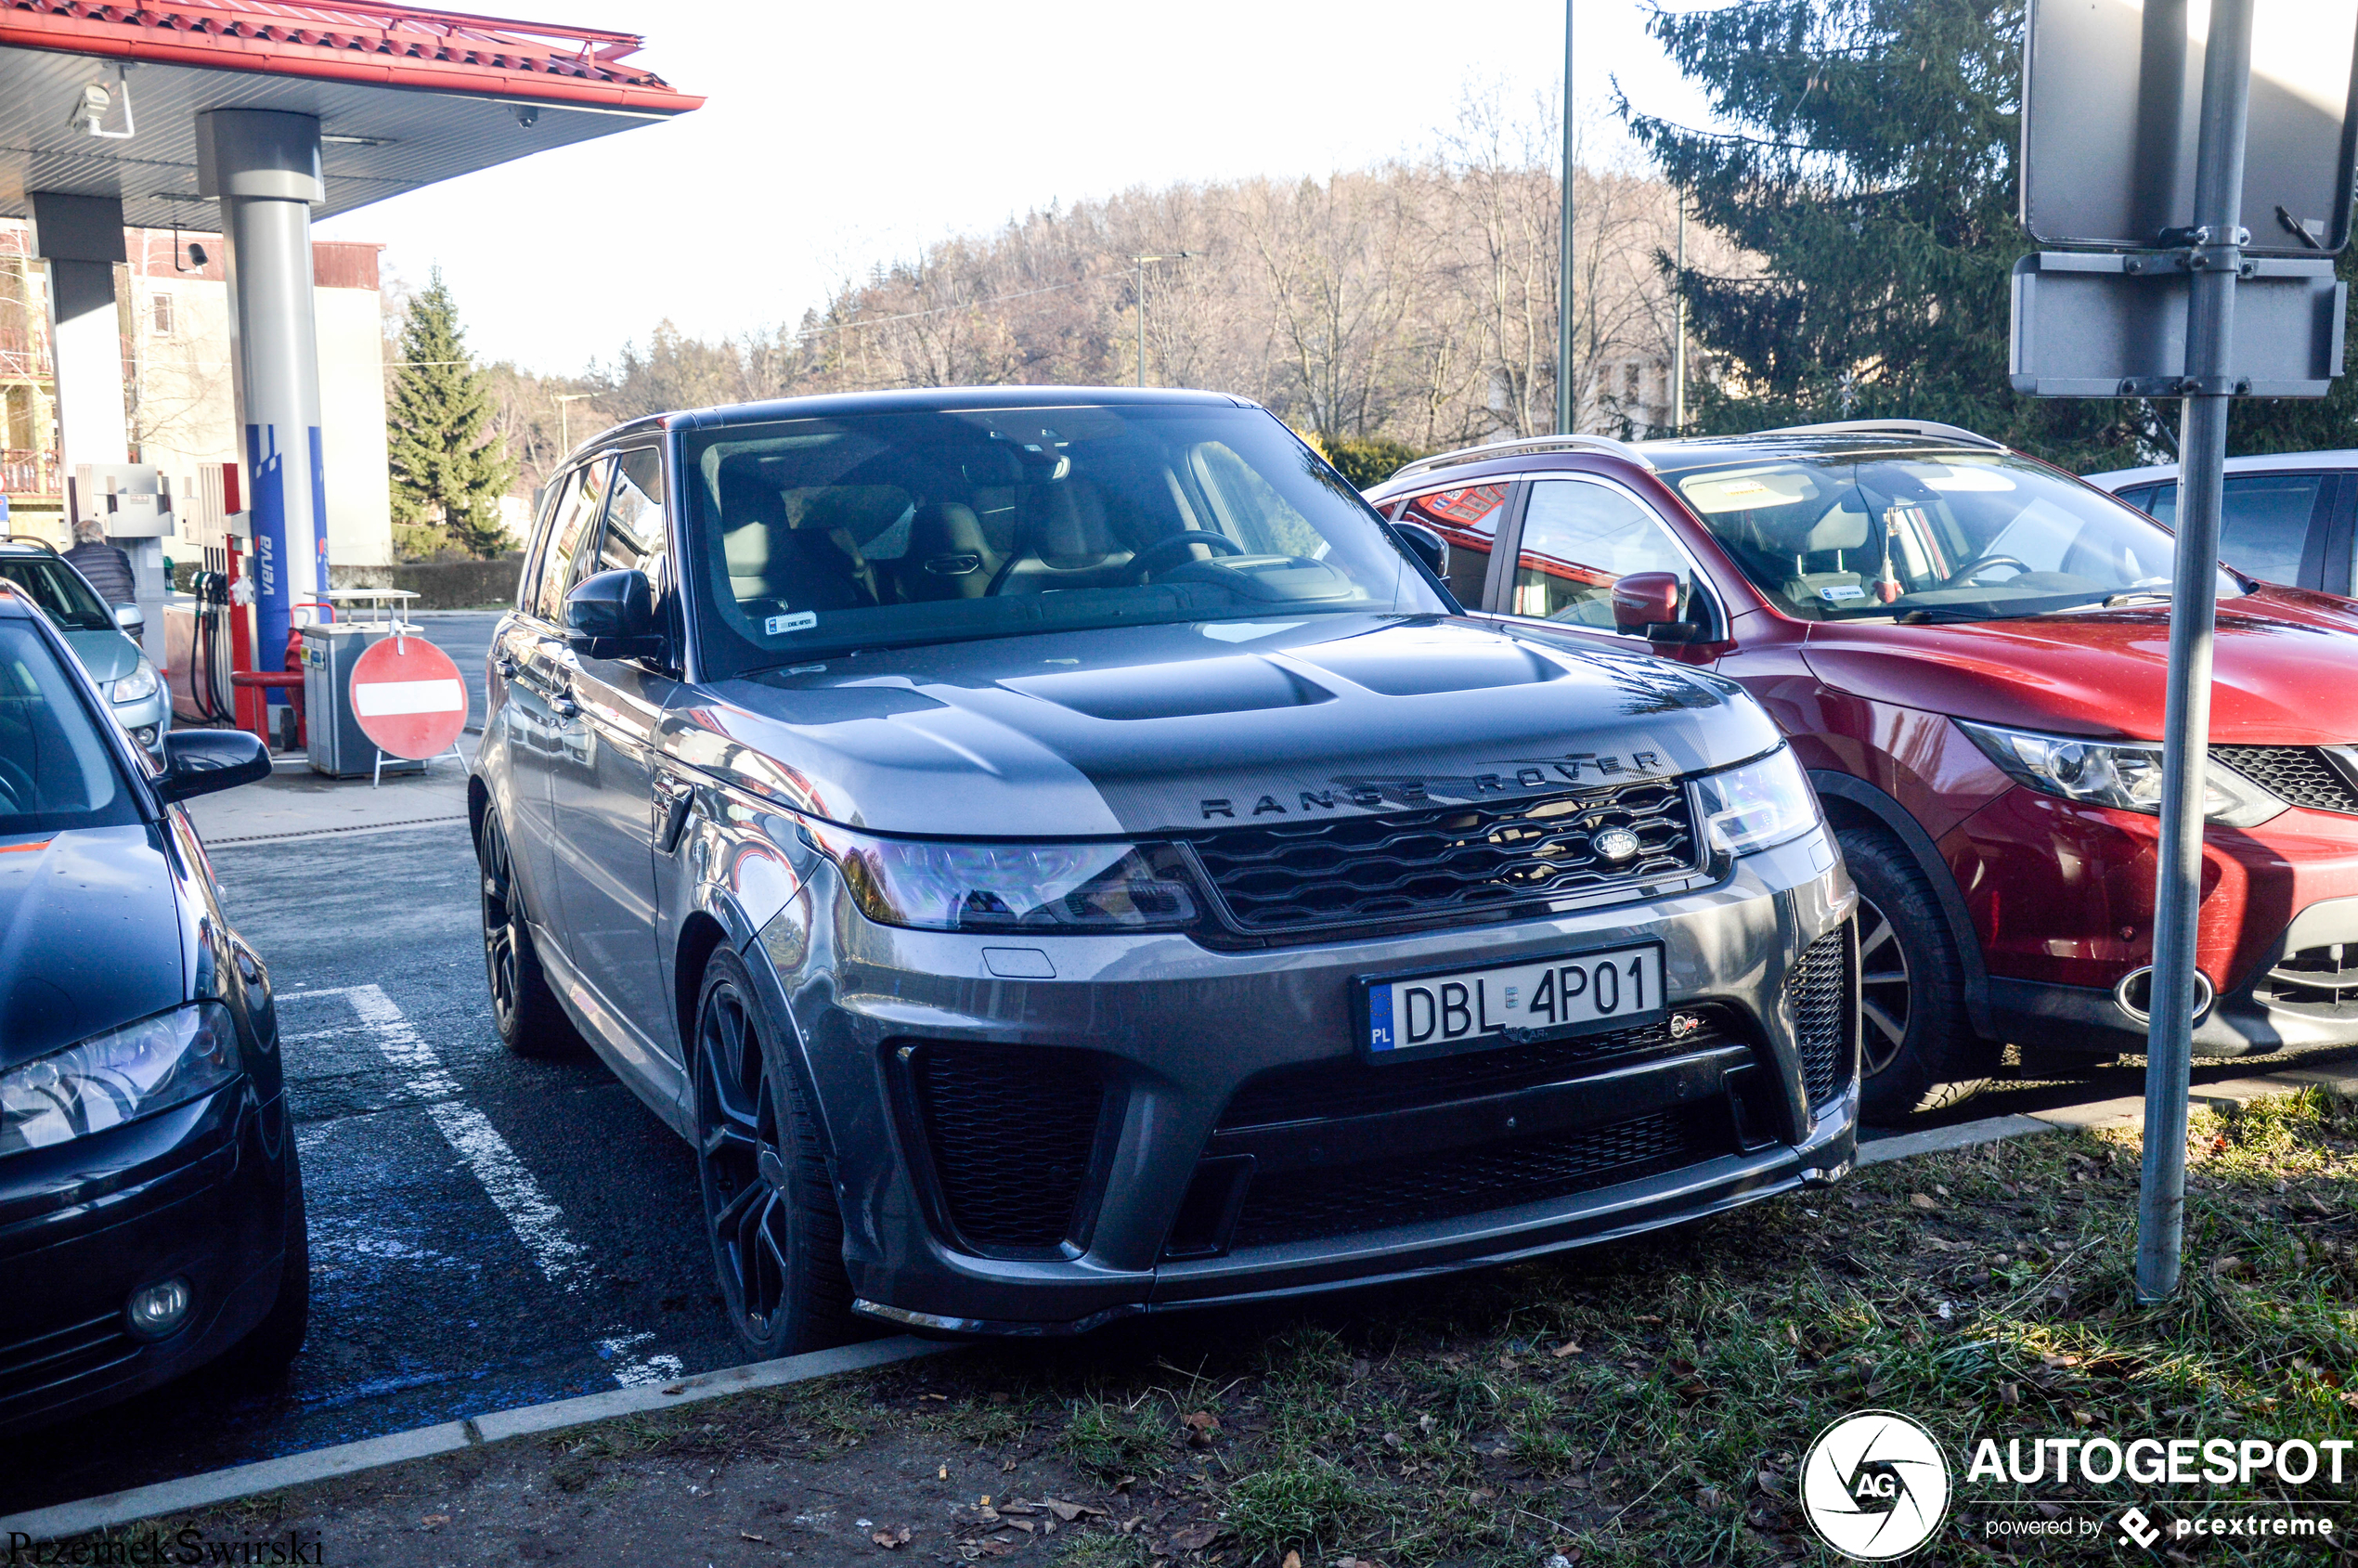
1363 943 1665 1059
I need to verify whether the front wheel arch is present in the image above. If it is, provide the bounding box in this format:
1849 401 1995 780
1808 771 1995 1040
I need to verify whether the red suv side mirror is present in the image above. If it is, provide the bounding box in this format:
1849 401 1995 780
1612 572 1689 640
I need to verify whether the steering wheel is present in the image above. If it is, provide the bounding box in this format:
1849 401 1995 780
1944 552 2035 589
1130 530 1248 581
0 758 32 816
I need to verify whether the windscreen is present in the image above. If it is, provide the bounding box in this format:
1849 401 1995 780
0 621 134 833
680 403 1443 675
1670 451 2242 623
0 558 115 632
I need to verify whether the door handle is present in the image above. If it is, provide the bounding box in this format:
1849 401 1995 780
654 774 695 852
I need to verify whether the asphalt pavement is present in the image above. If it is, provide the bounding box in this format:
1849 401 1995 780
2 797 743 1513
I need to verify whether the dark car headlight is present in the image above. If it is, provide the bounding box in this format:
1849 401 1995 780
798 820 1202 933
1691 745 1822 856
0 1003 241 1156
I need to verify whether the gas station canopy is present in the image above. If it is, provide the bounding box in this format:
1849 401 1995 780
0 0 702 227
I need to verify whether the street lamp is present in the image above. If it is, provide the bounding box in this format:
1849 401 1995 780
1556 0 1577 435
552 393 593 454
1129 253 1195 388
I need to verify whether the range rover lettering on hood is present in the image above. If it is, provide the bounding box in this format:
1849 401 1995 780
1199 751 1669 820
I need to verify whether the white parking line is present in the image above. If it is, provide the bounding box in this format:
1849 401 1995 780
290 983 683 1388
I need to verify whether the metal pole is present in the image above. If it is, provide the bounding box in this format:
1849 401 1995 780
1556 0 1577 434
1137 255 1147 389
2136 0 2253 1305
1671 189 1687 432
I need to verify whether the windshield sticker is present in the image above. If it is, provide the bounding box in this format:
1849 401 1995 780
1819 584 1868 603
1201 621 1307 642
765 612 818 635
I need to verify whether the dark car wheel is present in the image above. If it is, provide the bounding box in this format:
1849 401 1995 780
1839 824 1999 1121
227 1138 310 1372
477 807 579 1057
693 947 855 1357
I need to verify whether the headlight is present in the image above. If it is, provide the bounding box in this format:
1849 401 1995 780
1957 719 2286 828
110 660 159 705
1691 745 1821 855
798 821 1201 933
0 1003 241 1157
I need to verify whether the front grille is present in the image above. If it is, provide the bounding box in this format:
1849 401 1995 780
2267 943 2358 1014
2214 746 2358 815
1789 924 1856 1108
1186 781 1697 936
906 1044 1106 1254
1218 1004 1749 1130
1226 1106 1720 1249
0 1311 138 1424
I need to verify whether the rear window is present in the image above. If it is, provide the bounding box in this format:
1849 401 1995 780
0 619 136 833
679 402 1441 677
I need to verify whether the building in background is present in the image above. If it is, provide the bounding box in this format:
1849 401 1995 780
0 221 391 567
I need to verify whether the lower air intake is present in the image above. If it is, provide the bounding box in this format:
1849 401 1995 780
907 1043 1106 1255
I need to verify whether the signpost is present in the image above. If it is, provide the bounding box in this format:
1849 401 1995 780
2014 0 2355 1302
348 631 468 786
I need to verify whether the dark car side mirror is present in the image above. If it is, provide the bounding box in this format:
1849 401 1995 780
1612 571 1701 643
1389 521 1449 582
565 569 664 661
156 729 270 803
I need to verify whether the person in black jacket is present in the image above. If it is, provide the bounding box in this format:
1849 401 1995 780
62 518 136 606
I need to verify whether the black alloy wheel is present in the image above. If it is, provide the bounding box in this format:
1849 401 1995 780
1856 893 1913 1082
476 807 575 1056
693 947 854 1356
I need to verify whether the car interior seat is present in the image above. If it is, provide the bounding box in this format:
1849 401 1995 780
716 456 879 613
991 478 1136 595
901 502 1006 601
1779 502 1873 609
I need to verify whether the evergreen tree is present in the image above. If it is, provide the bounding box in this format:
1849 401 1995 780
1626 0 2159 470
386 270 517 556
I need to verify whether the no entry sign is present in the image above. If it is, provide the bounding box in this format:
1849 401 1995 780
349 633 468 759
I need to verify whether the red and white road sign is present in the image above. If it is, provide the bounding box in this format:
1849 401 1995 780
349 633 468 759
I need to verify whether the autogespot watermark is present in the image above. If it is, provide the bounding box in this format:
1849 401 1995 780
1799 1412 2354 1561
4 1530 324 1566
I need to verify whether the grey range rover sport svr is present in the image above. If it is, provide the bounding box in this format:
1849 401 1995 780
472 387 1859 1353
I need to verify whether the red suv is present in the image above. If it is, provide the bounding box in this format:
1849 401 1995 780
1364 421 2358 1120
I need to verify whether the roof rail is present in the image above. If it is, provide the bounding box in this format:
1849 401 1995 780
2 535 58 553
1383 432 1656 486
1755 419 2007 450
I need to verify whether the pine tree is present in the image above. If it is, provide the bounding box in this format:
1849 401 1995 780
1625 0 2161 470
386 269 518 557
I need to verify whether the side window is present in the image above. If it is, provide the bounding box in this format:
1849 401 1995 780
532 458 612 624
2113 485 2156 515
1398 483 1506 606
599 447 668 579
1511 480 1694 628
2219 473 2323 585
521 470 577 612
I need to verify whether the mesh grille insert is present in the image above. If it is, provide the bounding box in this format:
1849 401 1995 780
1185 781 1698 936
1789 924 1855 1108
1219 1005 1747 1130
1226 1106 1720 1249
2214 746 2358 815
908 1044 1106 1254
0 1311 138 1421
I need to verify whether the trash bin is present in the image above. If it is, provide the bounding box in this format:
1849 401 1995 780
300 623 425 780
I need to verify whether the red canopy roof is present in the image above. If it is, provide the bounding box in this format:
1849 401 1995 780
0 0 701 114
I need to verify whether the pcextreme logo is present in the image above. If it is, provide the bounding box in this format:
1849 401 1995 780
1801 1410 1954 1561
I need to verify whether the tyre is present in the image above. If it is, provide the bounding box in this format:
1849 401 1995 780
228 1139 310 1372
1840 824 1999 1121
477 806 580 1057
692 946 856 1356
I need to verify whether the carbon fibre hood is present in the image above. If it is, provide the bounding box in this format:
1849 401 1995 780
664 615 1781 837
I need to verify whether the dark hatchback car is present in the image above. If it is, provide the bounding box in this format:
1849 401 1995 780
1366 421 2358 1121
0 583 297 1435
473 387 1858 1354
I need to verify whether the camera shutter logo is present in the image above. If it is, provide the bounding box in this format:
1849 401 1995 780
1800 1410 1951 1561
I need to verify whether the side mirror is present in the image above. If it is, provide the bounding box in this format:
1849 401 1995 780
564 569 663 660
156 729 270 803
1390 521 1449 582
113 603 144 636
1611 571 1700 643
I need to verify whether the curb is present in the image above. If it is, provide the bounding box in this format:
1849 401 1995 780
0 1336 953 1544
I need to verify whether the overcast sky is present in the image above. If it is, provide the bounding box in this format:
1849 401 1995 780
316 1 1723 377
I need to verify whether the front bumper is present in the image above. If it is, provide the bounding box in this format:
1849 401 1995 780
0 1081 292 1435
756 831 1856 1334
110 688 169 756
1948 789 2358 1056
